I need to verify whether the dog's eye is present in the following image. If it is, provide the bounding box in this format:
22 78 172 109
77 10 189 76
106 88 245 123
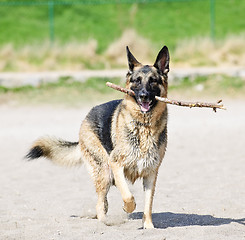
131 76 142 84
149 77 157 85
136 77 142 83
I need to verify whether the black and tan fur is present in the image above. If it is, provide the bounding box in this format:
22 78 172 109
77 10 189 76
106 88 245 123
26 46 170 229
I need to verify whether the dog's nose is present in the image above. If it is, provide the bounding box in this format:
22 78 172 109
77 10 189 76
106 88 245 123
139 90 149 101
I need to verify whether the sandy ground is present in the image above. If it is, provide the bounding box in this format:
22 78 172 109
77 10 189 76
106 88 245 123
0 100 245 240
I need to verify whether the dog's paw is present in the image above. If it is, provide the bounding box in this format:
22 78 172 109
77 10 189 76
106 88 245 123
96 213 106 222
143 214 154 229
143 221 154 229
123 196 136 213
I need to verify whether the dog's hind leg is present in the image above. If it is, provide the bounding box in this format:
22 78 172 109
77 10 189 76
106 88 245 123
80 146 111 221
83 163 111 222
84 162 111 222
142 173 158 229
95 175 111 221
96 188 109 221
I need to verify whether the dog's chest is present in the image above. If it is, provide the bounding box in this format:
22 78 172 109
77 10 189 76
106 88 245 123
123 122 160 173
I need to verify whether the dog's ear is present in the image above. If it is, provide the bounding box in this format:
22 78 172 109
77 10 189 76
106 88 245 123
126 46 141 73
153 46 170 75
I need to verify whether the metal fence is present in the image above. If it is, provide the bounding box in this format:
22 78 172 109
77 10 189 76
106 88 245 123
0 0 216 46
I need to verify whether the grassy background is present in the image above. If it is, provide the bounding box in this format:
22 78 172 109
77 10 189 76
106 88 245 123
0 0 244 52
0 0 244 104
1 75 244 106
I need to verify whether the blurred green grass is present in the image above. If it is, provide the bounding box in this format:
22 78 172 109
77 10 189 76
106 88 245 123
0 0 244 51
0 77 123 106
0 75 244 106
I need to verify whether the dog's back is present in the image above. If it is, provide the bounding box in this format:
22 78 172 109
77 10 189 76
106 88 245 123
85 99 122 154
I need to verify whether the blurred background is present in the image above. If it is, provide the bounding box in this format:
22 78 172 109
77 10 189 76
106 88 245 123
1 2 245 239
0 0 244 105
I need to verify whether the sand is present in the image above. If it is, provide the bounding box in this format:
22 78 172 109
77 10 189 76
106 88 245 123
0 100 244 240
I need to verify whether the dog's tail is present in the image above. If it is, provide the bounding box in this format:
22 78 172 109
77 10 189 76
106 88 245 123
26 136 83 167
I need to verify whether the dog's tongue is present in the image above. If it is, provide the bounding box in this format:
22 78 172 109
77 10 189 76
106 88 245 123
141 102 150 112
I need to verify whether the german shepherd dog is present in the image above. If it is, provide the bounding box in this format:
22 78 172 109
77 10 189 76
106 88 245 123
26 46 169 229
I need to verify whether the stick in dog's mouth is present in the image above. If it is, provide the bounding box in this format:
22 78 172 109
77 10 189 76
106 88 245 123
106 82 226 112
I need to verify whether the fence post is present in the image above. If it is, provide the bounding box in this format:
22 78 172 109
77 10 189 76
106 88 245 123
210 0 215 40
48 0 55 45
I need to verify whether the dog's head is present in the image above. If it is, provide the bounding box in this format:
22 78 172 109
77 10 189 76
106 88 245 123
125 46 170 113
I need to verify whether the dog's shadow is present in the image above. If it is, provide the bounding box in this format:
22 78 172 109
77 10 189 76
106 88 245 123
129 212 245 229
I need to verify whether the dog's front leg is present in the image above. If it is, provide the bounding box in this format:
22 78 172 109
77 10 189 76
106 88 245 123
142 173 158 229
110 161 136 213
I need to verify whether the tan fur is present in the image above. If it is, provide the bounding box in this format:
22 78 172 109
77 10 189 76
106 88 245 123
108 96 167 229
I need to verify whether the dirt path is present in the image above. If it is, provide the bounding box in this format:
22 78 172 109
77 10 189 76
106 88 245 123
0 100 244 239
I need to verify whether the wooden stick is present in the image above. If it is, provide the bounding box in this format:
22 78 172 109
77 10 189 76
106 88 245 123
106 82 135 97
106 82 226 112
155 96 226 112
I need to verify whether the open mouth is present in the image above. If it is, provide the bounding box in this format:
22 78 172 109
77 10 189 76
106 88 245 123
139 100 152 113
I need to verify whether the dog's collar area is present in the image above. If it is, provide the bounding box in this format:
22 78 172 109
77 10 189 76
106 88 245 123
130 120 151 127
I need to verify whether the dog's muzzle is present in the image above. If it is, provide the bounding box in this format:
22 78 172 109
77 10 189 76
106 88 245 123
137 90 153 113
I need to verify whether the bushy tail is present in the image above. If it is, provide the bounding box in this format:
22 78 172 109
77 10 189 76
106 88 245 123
26 136 83 167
